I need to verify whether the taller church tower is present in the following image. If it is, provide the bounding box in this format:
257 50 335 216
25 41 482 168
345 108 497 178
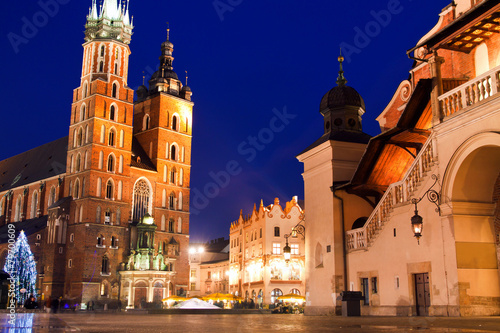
60 0 135 304
297 54 371 315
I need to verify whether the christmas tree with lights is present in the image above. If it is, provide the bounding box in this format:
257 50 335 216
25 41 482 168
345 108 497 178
3 230 37 305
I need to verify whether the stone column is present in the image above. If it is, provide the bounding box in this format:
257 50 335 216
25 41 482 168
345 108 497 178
429 52 445 126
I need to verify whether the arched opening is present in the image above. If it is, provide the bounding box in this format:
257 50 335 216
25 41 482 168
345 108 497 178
112 83 118 98
352 217 368 230
110 105 116 121
143 115 150 131
107 154 115 172
109 128 116 146
172 115 179 131
132 178 152 222
106 180 114 199
270 288 283 304
171 145 177 161
443 133 500 315
474 43 489 76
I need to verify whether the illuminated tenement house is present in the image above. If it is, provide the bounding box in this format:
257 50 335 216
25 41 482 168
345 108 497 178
229 197 305 307
298 0 500 316
0 0 193 309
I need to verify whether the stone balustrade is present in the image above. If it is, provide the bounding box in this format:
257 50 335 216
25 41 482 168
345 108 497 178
439 65 500 117
346 136 437 251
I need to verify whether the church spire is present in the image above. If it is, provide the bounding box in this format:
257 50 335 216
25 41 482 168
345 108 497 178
85 0 134 44
336 49 347 87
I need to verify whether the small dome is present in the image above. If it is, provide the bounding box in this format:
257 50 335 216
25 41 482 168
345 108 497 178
161 40 173 49
151 67 179 80
320 85 365 113
181 85 191 92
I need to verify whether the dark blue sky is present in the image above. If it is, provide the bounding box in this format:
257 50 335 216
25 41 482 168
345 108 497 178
0 0 450 242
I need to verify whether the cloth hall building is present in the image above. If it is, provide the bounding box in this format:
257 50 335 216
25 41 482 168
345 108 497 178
0 0 193 309
299 0 500 317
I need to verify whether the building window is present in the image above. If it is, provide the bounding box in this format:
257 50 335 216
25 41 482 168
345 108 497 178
101 256 109 274
272 243 281 255
170 168 176 184
68 259 72 268
291 243 299 255
109 130 115 146
111 236 118 248
100 45 105 57
107 155 115 172
260 228 262 238
190 283 196 291
169 193 175 210
171 145 177 161
132 179 151 222
270 288 283 304
274 227 280 237
59 247 63 254
172 115 178 131
104 210 111 224
110 105 116 121
70 233 74 242
143 115 150 131
190 269 196 278
112 83 118 98
168 219 174 233
105 180 113 199
97 234 104 247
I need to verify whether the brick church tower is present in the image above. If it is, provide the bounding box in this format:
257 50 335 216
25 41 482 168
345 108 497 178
40 0 193 308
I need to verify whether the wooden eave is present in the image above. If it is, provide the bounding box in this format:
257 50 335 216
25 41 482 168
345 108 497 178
408 1 500 54
344 80 434 197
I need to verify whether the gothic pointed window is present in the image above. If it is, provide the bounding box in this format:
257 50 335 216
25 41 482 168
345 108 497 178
108 129 115 146
31 191 38 219
74 179 80 199
112 83 118 98
132 179 151 222
107 155 115 172
168 219 174 233
100 45 105 57
110 105 116 121
172 115 178 131
114 63 118 75
101 256 109 274
169 193 175 210
171 145 177 161
99 61 104 73
106 180 113 199
76 154 81 172
170 167 176 184
143 115 150 131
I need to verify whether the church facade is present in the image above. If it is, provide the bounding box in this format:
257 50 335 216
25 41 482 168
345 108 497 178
299 0 500 316
0 0 193 309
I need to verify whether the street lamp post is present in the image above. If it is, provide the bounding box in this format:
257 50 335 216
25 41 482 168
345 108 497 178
282 216 305 263
410 174 440 244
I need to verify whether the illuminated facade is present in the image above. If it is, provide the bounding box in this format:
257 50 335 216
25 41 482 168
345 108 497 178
0 0 193 309
229 197 305 306
188 238 229 296
298 0 500 316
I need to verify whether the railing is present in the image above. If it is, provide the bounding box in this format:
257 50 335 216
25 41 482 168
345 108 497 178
439 65 500 117
346 136 437 251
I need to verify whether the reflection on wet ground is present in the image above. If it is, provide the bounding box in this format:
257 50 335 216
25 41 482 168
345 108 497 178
0 313 499 333
0 313 75 332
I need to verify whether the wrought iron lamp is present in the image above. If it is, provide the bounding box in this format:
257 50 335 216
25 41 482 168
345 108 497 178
410 174 440 244
283 216 305 263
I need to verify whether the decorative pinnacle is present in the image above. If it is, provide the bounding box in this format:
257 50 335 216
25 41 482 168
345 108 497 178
166 22 170 41
185 70 188 86
142 71 145 85
336 48 347 87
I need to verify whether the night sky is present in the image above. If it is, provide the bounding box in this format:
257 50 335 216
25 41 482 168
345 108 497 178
0 0 450 242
